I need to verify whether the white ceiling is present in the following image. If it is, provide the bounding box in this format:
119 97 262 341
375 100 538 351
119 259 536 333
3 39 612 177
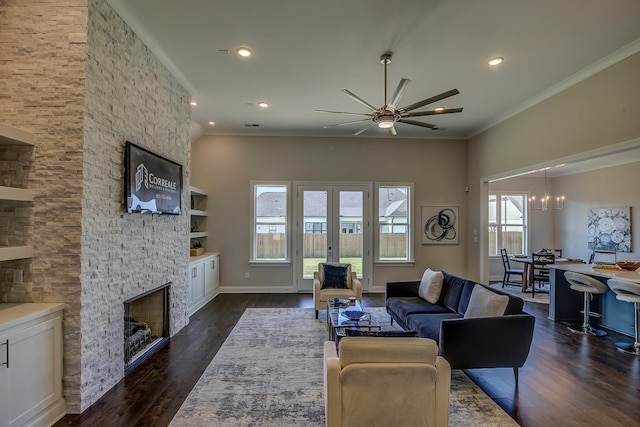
107 0 640 141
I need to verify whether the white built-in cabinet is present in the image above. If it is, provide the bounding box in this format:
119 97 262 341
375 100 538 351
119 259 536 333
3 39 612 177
188 252 220 316
0 303 65 427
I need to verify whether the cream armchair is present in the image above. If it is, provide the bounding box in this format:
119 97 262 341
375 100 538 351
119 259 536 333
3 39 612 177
314 263 362 319
323 337 450 427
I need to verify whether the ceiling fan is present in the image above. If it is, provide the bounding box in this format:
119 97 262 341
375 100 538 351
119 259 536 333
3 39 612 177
316 53 463 136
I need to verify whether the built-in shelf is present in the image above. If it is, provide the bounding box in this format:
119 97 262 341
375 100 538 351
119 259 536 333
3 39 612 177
190 185 207 197
0 245 34 262
0 124 35 146
0 124 34 263
0 186 33 202
190 186 210 255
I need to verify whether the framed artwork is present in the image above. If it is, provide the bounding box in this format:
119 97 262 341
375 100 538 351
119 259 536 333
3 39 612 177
421 206 458 245
587 207 631 252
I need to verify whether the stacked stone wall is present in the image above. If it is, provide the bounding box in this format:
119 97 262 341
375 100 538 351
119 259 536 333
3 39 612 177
79 0 191 411
0 0 191 412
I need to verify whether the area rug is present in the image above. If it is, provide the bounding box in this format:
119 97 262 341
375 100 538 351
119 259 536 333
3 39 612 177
489 282 549 304
170 307 518 427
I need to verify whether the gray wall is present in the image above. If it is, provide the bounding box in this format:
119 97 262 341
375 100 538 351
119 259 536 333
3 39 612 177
488 162 640 280
555 162 640 263
191 135 468 290
468 50 640 283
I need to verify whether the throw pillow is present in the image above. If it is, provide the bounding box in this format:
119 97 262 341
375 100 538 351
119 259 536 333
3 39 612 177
463 285 509 319
417 268 444 304
321 264 349 289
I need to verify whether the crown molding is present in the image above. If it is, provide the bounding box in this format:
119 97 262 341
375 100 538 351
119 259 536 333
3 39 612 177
106 0 195 95
469 37 640 140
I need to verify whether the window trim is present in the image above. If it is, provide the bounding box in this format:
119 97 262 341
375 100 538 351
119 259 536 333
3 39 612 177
250 180 291 264
375 182 414 263
488 191 529 257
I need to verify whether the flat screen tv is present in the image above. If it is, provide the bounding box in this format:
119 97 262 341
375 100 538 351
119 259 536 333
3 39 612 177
124 141 183 215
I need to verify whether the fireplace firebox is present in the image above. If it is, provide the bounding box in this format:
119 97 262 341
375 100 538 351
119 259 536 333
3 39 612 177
124 283 170 373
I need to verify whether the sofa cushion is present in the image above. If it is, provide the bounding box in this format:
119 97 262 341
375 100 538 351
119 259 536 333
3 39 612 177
321 263 350 289
407 312 462 341
344 329 418 338
418 268 444 303
438 272 471 313
457 280 477 314
386 297 454 320
463 285 509 319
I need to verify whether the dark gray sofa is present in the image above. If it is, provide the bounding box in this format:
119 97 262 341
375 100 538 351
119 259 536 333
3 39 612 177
386 271 535 383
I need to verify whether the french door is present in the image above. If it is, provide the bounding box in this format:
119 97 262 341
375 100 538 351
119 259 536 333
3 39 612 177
294 183 372 292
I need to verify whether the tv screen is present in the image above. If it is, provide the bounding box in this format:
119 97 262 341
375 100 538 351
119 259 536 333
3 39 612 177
124 141 183 215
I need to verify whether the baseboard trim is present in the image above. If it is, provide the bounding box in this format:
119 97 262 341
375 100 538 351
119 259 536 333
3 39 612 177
216 286 386 294
218 285 295 293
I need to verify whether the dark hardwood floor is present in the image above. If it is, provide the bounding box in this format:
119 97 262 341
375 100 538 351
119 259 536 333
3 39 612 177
55 293 640 427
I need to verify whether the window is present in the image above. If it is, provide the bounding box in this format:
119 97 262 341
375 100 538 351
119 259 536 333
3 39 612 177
305 221 326 233
488 192 528 256
251 182 290 262
376 183 413 262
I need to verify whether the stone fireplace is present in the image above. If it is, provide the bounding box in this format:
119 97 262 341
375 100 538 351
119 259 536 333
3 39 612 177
124 283 170 373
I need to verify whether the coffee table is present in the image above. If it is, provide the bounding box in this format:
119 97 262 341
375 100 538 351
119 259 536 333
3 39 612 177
326 299 380 342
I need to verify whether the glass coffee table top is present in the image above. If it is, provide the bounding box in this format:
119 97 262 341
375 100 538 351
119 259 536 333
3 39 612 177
327 299 380 341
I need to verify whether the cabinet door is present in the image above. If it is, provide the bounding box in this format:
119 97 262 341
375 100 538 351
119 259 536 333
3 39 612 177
190 262 205 304
204 255 219 295
0 316 62 427
0 339 7 425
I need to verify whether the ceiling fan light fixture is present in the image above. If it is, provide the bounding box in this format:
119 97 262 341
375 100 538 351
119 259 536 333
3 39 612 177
257 102 270 108
377 116 395 129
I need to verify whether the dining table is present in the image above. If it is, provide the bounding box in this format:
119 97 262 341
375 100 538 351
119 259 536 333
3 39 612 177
509 254 579 293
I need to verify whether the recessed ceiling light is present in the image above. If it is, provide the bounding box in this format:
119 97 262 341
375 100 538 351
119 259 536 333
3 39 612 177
236 47 252 57
208 121 215 126
257 102 270 108
434 107 445 112
488 56 504 66
190 101 197 106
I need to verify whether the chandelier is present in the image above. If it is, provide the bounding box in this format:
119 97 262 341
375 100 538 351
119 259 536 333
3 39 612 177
529 169 564 210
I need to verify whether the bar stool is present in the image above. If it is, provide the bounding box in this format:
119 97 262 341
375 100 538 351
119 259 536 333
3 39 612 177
564 271 609 336
607 278 640 355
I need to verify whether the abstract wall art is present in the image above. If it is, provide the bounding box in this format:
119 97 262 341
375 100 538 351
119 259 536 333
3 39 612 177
421 206 459 245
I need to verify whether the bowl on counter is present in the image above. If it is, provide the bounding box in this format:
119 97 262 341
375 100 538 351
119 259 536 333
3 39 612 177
616 261 640 271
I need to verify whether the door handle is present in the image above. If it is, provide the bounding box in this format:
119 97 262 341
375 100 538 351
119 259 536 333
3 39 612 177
1 339 8 368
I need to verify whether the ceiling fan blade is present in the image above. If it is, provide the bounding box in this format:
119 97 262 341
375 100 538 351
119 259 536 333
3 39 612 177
323 118 371 128
402 107 464 118
399 89 460 113
354 123 375 136
388 126 398 136
398 119 437 129
314 109 372 117
341 89 378 112
387 78 411 110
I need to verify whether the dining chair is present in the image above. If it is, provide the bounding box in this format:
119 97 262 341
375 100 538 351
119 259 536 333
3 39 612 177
543 248 563 258
500 248 524 288
530 251 555 297
589 249 616 265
